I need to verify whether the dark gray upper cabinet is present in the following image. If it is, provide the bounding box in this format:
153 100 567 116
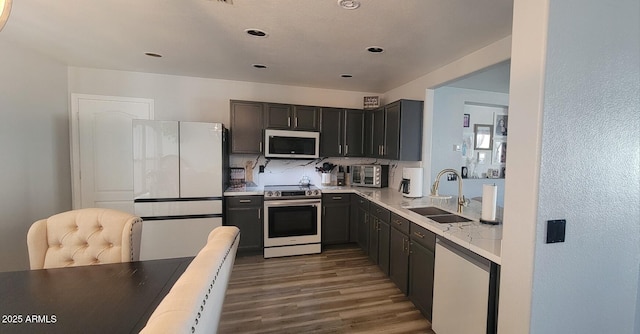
319 107 343 157
230 100 264 154
265 103 319 131
320 108 364 157
367 99 423 161
264 103 292 129
293 105 320 131
344 109 365 157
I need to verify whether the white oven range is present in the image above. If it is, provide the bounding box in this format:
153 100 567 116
263 185 322 258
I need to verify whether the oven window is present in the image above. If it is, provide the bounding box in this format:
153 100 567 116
269 136 316 155
363 167 375 184
268 205 318 238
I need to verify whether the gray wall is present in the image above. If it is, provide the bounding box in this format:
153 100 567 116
0 40 71 272
431 86 509 206
530 1 640 333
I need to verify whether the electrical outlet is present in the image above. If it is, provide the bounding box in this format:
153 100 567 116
259 165 265 173
447 173 457 181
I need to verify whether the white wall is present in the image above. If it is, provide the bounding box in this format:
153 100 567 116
68 67 376 125
500 1 640 333
0 40 70 272
431 87 509 206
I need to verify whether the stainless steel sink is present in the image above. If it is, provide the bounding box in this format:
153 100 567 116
407 207 472 224
408 206 451 216
427 214 471 224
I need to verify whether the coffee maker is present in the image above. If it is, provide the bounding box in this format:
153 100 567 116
399 167 423 198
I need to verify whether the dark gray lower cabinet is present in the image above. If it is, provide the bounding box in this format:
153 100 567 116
368 203 390 275
353 196 370 254
322 193 350 245
224 196 263 253
390 227 410 295
409 223 436 321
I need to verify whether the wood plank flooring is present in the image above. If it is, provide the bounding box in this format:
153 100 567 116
219 245 435 334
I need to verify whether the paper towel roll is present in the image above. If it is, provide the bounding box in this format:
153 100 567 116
481 184 497 221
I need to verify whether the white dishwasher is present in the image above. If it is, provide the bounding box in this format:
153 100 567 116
432 237 499 334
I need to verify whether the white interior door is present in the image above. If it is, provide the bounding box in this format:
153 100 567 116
71 94 154 213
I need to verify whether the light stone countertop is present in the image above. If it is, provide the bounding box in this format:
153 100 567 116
320 186 503 264
224 184 502 264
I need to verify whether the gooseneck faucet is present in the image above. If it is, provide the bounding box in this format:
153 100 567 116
431 168 466 213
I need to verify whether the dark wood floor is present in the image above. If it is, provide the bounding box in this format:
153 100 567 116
219 245 435 334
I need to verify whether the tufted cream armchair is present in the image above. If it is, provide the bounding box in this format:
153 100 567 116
27 208 143 270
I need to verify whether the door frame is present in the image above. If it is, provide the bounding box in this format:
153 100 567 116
70 94 154 209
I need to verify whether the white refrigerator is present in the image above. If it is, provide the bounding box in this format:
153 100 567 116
133 120 227 260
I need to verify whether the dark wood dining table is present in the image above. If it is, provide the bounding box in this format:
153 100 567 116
0 257 193 334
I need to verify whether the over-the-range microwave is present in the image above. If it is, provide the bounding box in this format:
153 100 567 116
264 129 320 159
351 165 389 188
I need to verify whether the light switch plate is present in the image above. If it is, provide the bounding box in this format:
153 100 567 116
546 219 566 243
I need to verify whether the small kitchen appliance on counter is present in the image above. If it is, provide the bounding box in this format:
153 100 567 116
351 164 389 188
399 167 423 198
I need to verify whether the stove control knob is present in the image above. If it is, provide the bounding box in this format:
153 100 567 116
265 191 272 197
274 191 281 197
306 190 312 196
314 190 321 196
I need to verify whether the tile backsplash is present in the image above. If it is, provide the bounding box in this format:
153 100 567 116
229 154 420 189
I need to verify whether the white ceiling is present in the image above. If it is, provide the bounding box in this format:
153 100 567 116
1 0 513 93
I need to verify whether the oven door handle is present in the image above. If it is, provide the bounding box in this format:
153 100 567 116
264 199 321 207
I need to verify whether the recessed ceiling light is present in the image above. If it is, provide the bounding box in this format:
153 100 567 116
367 46 384 53
253 64 268 69
341 74 353 78
144 52 163 58
338 0 360 10
245 29 268 37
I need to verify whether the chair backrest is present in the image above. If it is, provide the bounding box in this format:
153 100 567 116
140 226 240 334
27 208 142 270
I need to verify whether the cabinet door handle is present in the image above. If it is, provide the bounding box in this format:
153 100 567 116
332 196 342 200
345 145 349 155
409 242 413 254
258 208 261 220
288 117 291 127
259 142 263 152
413 231 425 239
239 199 252 203
394 219 402 226
323 206 326 215
295 117 298 128
338 145 342 154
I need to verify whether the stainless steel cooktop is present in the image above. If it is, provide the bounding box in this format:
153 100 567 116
263 184 321 199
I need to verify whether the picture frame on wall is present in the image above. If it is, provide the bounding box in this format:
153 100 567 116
463 113 470 127
495 114 508 136
494 141 507 164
